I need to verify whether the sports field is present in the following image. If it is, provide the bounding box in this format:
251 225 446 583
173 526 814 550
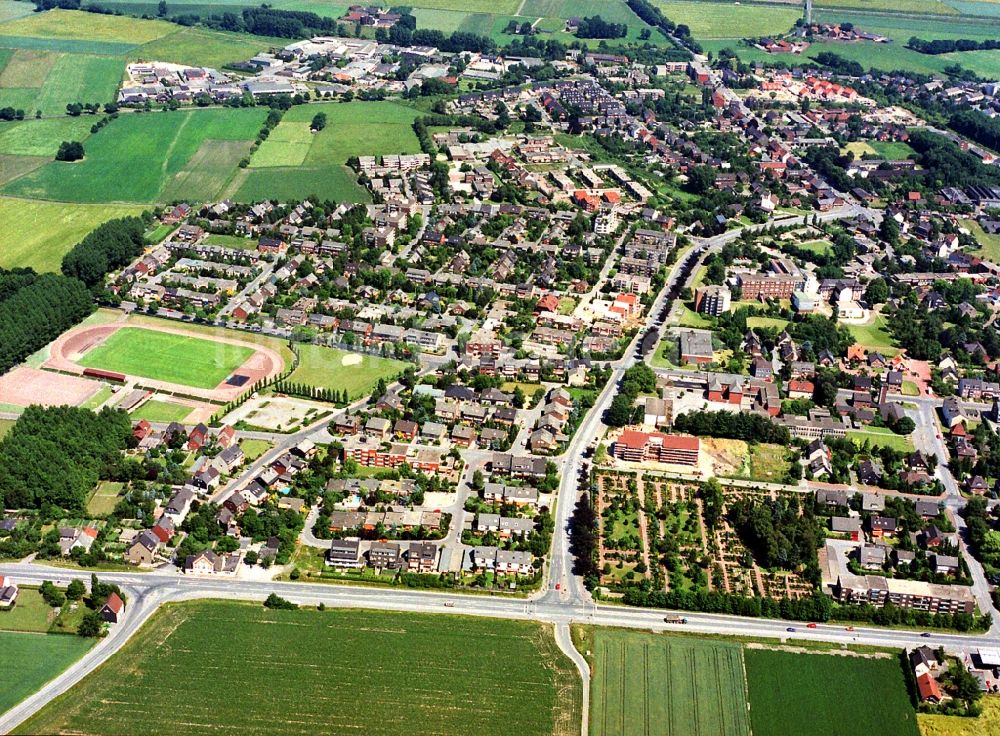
286 344 408 399
3 107 266 203
745 649 918 736
15 601 582 736
129 399 194 423
0 197 145 272
0 631 92 715
76 327 254 389
587 630 750 736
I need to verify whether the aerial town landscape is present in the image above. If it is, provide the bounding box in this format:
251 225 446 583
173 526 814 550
0 0 999 733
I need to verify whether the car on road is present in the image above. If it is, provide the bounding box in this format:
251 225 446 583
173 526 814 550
921 632 932 637
786 627 796 632
443 602 454 608
806 623 817 628
845 626 855 632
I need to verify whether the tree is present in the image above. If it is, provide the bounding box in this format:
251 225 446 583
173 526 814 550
78 610 104 637
864 277 889 305
66 579 85 600
157 0 167 14
310 112 327 131
879 216 900 246
55 141 84 162
264 593 297 609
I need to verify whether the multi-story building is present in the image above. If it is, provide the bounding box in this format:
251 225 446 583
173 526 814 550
695 285 731 316
612 430 700 466
834 573 975 614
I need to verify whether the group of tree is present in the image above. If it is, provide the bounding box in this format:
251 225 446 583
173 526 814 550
0 107 25 122
728 496 822 584
0 405 132 511
575 15 627 39
0 269 94 375
605 363 657 427
948 109 1000 155
61 216 148 290
672 410 791 445
908 36 1000 55
625 0 700 53
55 140 85 162
569 494 601 588
273 380 349 406
908 129 1000 189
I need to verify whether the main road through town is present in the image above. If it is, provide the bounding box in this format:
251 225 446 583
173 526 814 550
0 205 954 736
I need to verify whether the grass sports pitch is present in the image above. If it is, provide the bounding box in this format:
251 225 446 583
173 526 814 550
286 344 409 399
15 601 582 736
586 629 750 736
76 327 254 389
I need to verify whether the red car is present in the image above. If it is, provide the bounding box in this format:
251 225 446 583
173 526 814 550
806 623 818 629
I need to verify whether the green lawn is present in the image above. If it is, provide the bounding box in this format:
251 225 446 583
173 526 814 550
86 481 124 517
795 239 833 256
3 107 266 203
16 601 581 736
0 9 176 43
30 54 124 116
745 649 918 736
586 629 750 736
79 385 113 410
869 141 916 159
77 327 254 389
0 197 146 272
965 219 1000 264
0 630 92 715
0 417 14 439
233 164 370 203
847 315 897 352
0 588 55 633
286 344 408 399
203 233 256 249
849 428 916 453
129 399 193 423
746 315 789 330
240 438 272 461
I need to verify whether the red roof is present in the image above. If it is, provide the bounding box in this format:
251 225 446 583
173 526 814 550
916 672 942 702
788 380 814 393
103 591 124 614
618 429 700 451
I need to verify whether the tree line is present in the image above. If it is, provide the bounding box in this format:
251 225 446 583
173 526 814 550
0 270 94 375
0 406 133 511
672 411 791 445
908 37 1000 55
61 216 148 290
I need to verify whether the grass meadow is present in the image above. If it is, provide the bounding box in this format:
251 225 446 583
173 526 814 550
0 630 92 715
586 629 751 736
0 117 96 156
0 197 145 272
129 399 194 423
286 344 409 399
2 107 266 203
14 601 582 736
745 649 918 736
77 327 254 388
651 0 801 38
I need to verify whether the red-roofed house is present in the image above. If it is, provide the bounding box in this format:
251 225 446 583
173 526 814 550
100 592 125 624
916 673 943 704
787 380 815 400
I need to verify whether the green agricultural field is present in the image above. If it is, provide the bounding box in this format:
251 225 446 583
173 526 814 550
287 100 421 165
0 9 175 43
0 48 58 87
408 0 520 11
86 480 123 516
249 121 314 168
3 107 266 203
0 152 45 186
16 601 582 736
159 138 253 203
76 327 255 389
30 54 124 116
129 399 193 423
0 116 94 156
286 344 408 399
587 629 750 736
232 164 369 202
128 26 287 69
0 197 145 272
652 0 800 38
814 0 958 14
0 630 92 715
745 649 918 736
0 1 33 23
